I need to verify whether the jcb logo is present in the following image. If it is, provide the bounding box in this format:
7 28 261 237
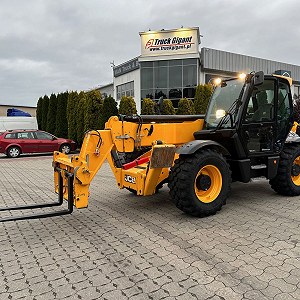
124 175 136 184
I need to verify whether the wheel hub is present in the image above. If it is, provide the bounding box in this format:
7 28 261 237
196 174 211 191
292 164 300 176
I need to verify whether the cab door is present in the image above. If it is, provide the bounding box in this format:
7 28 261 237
240 79 276 155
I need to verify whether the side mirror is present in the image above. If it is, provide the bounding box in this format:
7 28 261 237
254 71 264 86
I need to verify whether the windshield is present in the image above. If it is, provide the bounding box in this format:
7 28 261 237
205 79 244 129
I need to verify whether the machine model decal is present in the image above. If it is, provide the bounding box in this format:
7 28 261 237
124 175 136 184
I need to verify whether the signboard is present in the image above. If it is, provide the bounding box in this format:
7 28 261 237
114 57 139 77
140 27 200 57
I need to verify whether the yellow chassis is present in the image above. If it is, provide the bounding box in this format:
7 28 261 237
53 116 204 209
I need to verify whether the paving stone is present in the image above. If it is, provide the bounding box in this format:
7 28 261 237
0 157 300 299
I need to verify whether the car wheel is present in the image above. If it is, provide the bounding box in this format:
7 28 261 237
60 144 71 154
7 146 21 158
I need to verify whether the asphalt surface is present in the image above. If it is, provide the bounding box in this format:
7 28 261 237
0 155 299 300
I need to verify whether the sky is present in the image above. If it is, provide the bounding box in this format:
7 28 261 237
0 0 299 107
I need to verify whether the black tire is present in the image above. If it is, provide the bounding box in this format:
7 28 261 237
168 149 231 217
60 144 71 154
270 144 300 196
7 146 21 158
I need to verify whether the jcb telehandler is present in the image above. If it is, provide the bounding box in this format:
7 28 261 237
1 71 300 222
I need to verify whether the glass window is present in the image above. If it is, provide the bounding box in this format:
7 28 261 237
4 133 16 139
141 68 153 89
183 87 196 98
245 80 275 123
141 61 153 68
169 59 182 66
278 82 291 121
141 89 154 99
183 58 197 65
183 65 197 87
35 131 53 140
155 89 167 99
154 60 168 67
154 67 167 88
17 132 35 139
140 58 198 107
169 66 182 87
169 88 182 99
116 81 134 101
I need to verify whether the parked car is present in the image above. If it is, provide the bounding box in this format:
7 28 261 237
0 130 77 158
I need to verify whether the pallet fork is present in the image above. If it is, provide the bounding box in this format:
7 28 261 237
0 170 74 222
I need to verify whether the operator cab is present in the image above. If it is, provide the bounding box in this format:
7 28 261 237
194 71 294 182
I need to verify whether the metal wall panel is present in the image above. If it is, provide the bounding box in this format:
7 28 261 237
201 47 300 81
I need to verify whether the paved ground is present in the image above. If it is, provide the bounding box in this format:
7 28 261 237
0 155 299 300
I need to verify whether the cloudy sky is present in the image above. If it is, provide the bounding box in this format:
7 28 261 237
1 0 299 106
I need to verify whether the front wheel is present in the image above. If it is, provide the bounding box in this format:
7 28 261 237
168 149 231 217
270 144 300 196
7 146 21 158
60 144 71 154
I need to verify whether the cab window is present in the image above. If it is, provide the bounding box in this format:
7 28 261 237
244 80 275 123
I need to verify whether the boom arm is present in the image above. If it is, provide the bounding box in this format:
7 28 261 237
53 116 204 209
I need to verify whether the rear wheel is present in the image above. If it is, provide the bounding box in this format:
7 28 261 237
7 146 21 158
270 144 300 195
60 144 71 154
168 149 231 217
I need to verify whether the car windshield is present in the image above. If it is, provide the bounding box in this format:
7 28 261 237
205 79 245 129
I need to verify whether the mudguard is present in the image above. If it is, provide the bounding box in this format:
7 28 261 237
176 140 230 156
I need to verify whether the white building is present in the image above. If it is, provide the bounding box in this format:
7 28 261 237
99 27 300 113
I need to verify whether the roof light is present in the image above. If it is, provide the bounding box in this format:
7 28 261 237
214 78 222 85
239 73 246 80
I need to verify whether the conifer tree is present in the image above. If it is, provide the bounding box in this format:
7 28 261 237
36 97 43 129
41 95 49 130
55 92 69 137
46 93 58 134
67 91 79 142
102 95 118 125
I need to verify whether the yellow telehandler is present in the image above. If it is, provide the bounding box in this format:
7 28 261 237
1 71 300 222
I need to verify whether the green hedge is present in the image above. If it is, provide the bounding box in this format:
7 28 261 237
141 98 155 115
119 96 137 115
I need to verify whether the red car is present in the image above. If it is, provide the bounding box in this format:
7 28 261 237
0 130 77 158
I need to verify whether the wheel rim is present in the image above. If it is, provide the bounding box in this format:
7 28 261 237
291 156 300 185
61 145 70 154
9 148 19 158
194 165 222 203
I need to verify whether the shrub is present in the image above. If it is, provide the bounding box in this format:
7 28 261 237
119 96 137 115
176 98 195 115
194 84 213 114
141 98 155 115
161 99 175 115
102 95 118 125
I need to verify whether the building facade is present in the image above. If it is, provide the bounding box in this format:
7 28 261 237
100 27 300 113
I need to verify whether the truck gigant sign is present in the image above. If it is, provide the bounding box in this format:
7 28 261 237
140 27 200 57
145 36 193 52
